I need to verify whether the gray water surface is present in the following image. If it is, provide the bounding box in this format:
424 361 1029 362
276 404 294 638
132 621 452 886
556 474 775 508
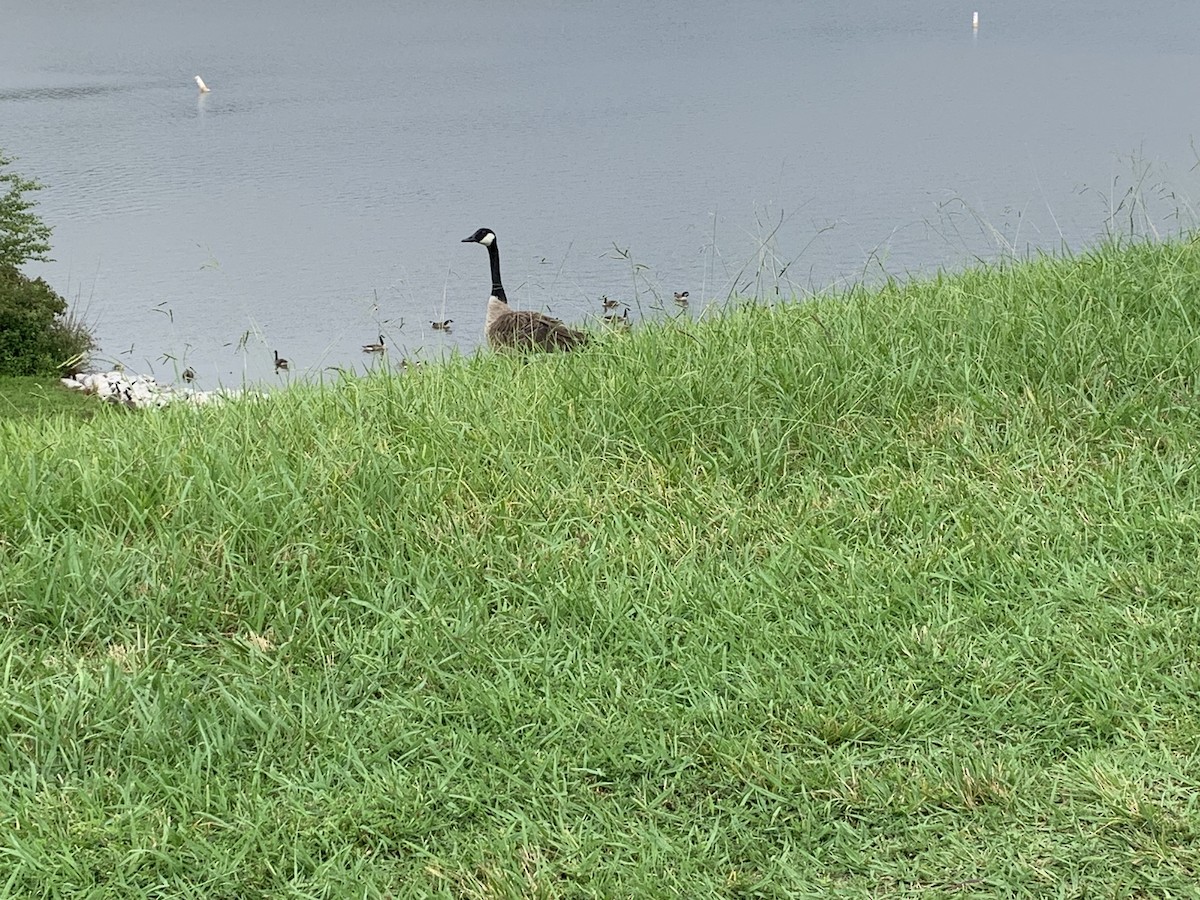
3 0 1200 385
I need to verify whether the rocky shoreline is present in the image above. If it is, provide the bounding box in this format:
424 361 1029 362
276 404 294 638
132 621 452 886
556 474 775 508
61 370 255 410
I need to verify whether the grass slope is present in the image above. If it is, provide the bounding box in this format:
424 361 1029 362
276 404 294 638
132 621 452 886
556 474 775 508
0 377 103 423
2 239 1199 897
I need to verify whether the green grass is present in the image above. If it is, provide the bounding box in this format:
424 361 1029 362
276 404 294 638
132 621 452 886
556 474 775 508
2 237 1200 897
0 376 104 422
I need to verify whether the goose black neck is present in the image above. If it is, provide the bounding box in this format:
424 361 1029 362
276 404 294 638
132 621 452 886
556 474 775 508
486 239 507 303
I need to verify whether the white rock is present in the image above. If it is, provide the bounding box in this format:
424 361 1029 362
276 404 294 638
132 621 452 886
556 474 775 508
61 369 253 410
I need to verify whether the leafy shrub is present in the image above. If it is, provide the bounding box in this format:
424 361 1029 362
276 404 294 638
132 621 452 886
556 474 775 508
0 150 51 270
0 151 93 375
0 265 91 375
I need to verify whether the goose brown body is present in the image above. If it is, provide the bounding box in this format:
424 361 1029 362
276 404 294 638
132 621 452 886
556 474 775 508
462 228 587 352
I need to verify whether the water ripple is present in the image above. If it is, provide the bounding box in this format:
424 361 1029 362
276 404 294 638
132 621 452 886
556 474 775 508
0 84 128 103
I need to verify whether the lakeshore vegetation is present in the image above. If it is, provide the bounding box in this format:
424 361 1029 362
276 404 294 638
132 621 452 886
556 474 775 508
2 237 1199 896
0 150 93 380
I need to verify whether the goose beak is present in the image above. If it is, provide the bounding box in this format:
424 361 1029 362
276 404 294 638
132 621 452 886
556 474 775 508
461 234 477 243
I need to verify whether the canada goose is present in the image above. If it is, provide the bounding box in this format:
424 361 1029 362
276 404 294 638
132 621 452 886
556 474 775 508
431 319 454 331
461 227 587 352
673 291 690 305
182 366 196 383
362 334 386 353
601 295 620 311
274 350 289 372
603 308 631 330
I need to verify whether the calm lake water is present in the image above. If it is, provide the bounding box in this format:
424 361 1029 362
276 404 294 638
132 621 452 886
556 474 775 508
3 0 1200 385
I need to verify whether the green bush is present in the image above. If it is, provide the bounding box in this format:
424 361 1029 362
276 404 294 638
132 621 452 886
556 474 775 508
0 150 52 270
0 264 91 375
0 150 93 375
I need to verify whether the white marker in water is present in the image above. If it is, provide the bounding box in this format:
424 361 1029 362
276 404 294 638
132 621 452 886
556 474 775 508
194 75 211 93
972 11 979 29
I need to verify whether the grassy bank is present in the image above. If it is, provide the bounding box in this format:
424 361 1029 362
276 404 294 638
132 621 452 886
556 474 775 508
0 376 103 422
2 238 1199 897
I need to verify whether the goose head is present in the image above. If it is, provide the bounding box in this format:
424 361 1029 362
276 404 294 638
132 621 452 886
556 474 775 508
463 227 509 306
462 227 497 247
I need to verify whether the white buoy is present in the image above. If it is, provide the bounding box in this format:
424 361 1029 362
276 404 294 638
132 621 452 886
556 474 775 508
972 11 979 29
194 75 211 93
